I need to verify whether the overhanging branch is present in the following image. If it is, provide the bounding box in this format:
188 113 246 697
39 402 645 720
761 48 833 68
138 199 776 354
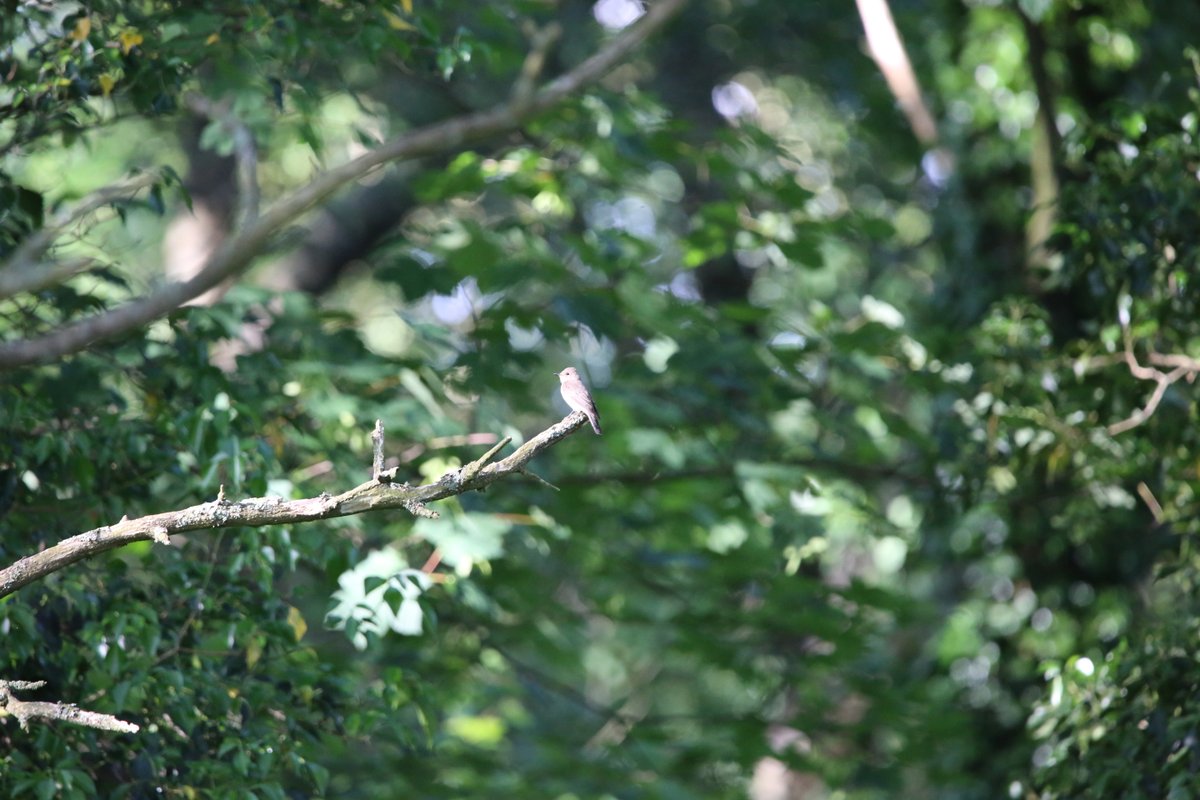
0 0 688 369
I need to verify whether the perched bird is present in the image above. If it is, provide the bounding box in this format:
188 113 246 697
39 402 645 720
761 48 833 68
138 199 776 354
556 367 602 435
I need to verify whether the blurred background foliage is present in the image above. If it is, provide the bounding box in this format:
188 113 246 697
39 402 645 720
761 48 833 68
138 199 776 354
3 0 1200 798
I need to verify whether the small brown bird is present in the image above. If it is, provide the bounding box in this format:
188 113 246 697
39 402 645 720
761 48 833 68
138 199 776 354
557 367 602 435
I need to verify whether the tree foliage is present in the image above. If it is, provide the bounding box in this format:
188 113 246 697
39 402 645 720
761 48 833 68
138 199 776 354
3 1 1200 798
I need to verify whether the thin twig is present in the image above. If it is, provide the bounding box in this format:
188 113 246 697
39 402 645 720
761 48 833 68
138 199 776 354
1136 481 1164 523
1107 365 1190 435
512 22 563 103
519 468 559 491
420 548 444 575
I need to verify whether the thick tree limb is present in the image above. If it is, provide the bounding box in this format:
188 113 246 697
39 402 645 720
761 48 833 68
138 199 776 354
0 413 589 599
0 0 688 369
261 166 423 293
0 680 139 734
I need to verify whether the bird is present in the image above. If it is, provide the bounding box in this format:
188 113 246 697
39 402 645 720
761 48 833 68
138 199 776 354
556 367 602 435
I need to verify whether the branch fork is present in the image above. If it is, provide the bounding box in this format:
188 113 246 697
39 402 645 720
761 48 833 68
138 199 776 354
1107 312 1200 435
0 413 588 599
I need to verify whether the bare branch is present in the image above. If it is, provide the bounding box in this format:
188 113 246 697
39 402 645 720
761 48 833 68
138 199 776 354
461 436 513 483
0 680 139 734
1136 481 1164 523
371 419 386 481
855 0 937 145
1107 365 1190 435
512 22 564 103
1120 320 1160 381
1147 351 1200 371
0 413 589 599
1105 312 1199 435
0 0 688 369
519 467 559 491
